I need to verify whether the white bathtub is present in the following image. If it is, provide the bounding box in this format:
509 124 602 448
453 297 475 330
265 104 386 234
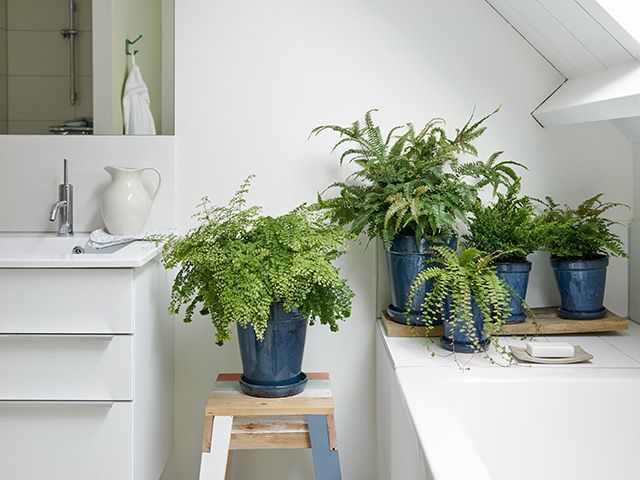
396 367 640 480
377 319 640 480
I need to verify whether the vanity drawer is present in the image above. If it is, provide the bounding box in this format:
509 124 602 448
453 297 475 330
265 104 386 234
0 334 133 400
0 401 132 480
0 269 133 334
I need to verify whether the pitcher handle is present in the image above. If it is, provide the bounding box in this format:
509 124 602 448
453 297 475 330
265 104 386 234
142 167 162 203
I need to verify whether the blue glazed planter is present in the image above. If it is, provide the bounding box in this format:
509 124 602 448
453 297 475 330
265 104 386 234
441 296 489 353
236 303 308 398
496 261 532 324
551 256 609 320
386 234 458 326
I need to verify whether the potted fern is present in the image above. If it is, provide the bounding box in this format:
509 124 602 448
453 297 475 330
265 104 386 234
465 180 540 323
536 194 628 319
409 246 511 352
312 109 519 325
162 177 354 397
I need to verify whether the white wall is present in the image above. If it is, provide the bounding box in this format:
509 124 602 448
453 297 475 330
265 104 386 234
0 1 633 479
167 1 631 479
630 143 640 322
0 135 174 232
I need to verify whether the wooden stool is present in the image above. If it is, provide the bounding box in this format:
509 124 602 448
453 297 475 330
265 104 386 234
199 372 341 480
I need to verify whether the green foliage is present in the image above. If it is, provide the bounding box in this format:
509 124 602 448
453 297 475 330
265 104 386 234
408 246 511 355
162 177 355 345
465 181 540 262
536 194 628 260
311 108 522 248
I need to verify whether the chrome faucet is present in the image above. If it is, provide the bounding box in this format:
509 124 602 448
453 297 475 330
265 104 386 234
49 159 74 236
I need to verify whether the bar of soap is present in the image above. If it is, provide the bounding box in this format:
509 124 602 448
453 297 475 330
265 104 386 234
525 342 575 358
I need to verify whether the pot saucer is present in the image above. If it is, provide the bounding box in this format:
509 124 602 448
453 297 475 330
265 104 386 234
558 307 607 320
386 304 443 326
239 372 308 398
440 336 490 353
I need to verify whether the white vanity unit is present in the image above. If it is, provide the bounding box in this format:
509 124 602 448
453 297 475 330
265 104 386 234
376 319 640 480
0 234 174 480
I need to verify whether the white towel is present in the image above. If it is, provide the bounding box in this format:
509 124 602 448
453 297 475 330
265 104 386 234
123 53 156 135
89 228 176 249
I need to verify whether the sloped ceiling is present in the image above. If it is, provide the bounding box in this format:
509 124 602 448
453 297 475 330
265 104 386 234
486 0 640 139
486 0 639 77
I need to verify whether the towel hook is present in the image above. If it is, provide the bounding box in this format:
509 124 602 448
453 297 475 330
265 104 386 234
125 34 143 56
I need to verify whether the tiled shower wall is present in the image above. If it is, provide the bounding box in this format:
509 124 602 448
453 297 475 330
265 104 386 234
0 0 7 133
6 0 92 134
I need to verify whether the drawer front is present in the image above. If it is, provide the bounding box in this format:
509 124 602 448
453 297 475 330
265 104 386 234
0 269 133 334
0 401 132 480
0 334 133 400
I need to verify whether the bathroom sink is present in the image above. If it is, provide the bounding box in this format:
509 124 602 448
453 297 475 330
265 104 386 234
0 233 162 268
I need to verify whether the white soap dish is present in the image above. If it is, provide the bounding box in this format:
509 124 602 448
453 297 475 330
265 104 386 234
509 345 593 364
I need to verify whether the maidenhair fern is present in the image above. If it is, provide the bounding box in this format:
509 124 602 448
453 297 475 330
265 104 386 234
162 176 355 345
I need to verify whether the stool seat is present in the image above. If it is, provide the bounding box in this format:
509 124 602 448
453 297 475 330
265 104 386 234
206 372 334 416
199 372 341 480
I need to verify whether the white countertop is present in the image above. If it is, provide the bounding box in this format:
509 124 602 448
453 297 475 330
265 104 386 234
379 317 640 369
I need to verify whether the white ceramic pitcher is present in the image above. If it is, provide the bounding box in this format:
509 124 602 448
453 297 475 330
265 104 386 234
100 166 162 235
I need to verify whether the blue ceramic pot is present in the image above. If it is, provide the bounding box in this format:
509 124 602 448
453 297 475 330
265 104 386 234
386 233 458 325
496 261 532 324
441 296 489 353
551 256 609 320
236 304 308 398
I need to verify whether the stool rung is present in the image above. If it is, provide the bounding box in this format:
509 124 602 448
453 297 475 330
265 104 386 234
230 415 311 450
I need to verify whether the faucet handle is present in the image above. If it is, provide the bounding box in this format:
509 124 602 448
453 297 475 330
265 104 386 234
63 158 68 185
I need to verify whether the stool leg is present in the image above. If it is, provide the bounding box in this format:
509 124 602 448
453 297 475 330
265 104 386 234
199 415 233 479
225 451 233 480
307 415 342 480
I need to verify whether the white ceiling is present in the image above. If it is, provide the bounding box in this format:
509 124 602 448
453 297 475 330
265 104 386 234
485 0 640 79
486 0 640 139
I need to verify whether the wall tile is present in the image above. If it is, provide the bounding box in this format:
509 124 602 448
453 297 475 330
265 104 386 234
8 30 67 76
8 119 62 134
8 75 75 120
7 0 68 31
76 0 91 32
76 30 92 76
74 75 92 118
0 0 6 29
0 74 7 119
0 120 7 133
0 29 6 74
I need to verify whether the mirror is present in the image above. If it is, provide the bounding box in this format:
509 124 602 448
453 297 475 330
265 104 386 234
0 0 174 135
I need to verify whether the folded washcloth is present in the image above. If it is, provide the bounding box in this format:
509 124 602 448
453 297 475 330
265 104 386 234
89 228 177 249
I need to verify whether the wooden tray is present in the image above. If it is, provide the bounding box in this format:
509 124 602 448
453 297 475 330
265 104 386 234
381 307 628 338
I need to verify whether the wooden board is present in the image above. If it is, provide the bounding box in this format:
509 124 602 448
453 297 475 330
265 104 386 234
206 372 334 417
229 415 311 450
202 372 339 453
381 307 628 338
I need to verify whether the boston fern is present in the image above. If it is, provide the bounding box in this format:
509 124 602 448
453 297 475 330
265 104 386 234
536 194 628 260
311 108 521 248
465 181 540 262
162 177 354 345
408 246 511 354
